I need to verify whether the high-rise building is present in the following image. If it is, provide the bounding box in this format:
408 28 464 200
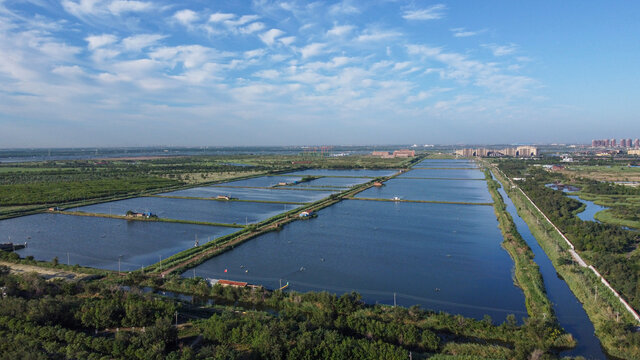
606 139 611 147
621 139 627 148
628 139 633 148
635 139 640 148
611 138 616 147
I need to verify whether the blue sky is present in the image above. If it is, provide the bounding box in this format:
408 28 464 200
1 0 638 147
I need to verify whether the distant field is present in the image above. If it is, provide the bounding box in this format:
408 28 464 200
560 165 640 182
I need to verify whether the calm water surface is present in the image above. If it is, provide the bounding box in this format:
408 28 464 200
289 177 372 189
0 214 237 271
355 178 492 203
416 159 478 168
398 168 485 180
75 197 299 224
160 186 334 203
497 186 606 359
286 169 397 177
217 175 305 187
567 195 608 222
185 199 527 322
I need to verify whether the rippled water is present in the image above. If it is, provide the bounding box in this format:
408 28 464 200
159 186 334 203
355 178 492 203
1 213 237 271
398 168 485 179
74 197 300 224
186 199 527 322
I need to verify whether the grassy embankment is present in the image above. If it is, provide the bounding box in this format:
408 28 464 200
490 164 640 359
484 169 556 323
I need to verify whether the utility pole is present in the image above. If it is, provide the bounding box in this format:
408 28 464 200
394 292 397 307
595 285 598 302
67 252 70 266
175 311 178 327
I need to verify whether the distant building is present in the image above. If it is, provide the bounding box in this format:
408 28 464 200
392 149 416 158
455 146 538 158
635 139 640 148
629 149 640 156
621 139 627 148
371 150 415 158
611 138 617 147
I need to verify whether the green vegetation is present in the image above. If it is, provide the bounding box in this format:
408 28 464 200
0 262 589 359
491 161 640 359
484 170 556 323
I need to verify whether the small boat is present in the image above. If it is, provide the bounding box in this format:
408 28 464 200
392 196 401 201
299 267 306 272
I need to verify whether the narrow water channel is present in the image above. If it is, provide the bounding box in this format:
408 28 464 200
496 185 607 359
567 195 608 222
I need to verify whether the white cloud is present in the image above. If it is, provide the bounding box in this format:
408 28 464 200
451 28 482 38
356 29 401 42
239 22 265 34
208 12 235 23
483 43 517 56
121 34 165 52
300 42 326 59
329 1 359 15
327 24 354 37
244 49 266 58
52 65 85 77
173 9 198 27
61 0 102 18
254 69 280 79
108 1 152 15
403 4 446 20
259 28 284 46
85 34 118 50
279 36 296 46
407 44 536 95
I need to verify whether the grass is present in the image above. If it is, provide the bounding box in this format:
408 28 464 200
594 209 640 229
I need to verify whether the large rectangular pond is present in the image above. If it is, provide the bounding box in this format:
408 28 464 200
185 199 527 322
159 186 334 203
216 175 305 188
285 169 398 177
416 159 478 168
355 178 493 203
74 197 300 224
398 168 486 180
0 213 238 271
289 177 372 189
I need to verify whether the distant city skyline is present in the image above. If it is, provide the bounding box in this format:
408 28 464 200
1 1 639 147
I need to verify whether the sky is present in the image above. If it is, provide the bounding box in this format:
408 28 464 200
1 0 639 147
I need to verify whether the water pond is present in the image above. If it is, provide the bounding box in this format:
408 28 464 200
216 175 305 188
185 199 527 322
285 169 397 177
74 197 300 224
0 213 237 271
355 178 492 203
567 195 608 222
289 177 372 189
415 159 478 168
159 186 334 203
398 168 486 180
